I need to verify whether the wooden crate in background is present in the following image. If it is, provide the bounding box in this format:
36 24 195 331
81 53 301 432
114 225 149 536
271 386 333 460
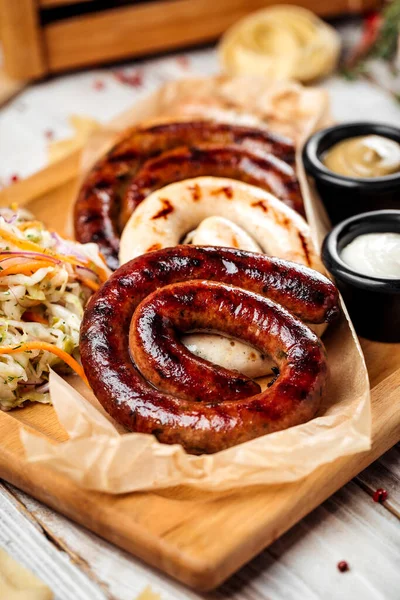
0 0 383 81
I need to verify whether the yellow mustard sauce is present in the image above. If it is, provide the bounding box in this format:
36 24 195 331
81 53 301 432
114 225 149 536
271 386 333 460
323 135 400 178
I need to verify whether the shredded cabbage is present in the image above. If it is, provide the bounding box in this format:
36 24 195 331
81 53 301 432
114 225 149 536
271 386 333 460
0 208 107 410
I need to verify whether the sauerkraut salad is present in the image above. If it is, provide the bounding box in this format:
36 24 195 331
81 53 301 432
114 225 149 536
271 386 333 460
0 207 108 410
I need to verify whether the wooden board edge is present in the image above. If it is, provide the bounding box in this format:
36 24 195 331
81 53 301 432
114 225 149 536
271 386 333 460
204 369 400 589
0 0 47 79
0 67 26 107
0 416 214 589
0 367 399 590
0 149 81 208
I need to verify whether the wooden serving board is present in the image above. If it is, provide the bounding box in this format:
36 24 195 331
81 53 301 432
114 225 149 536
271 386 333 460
0 178 400 591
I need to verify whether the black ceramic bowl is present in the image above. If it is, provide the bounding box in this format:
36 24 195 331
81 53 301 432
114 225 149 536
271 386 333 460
303 122 400 224
322 210 400 342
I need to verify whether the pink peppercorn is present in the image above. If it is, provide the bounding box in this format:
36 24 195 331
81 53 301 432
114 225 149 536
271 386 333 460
93 79 105 91
337 561 349 573
373 488 388 503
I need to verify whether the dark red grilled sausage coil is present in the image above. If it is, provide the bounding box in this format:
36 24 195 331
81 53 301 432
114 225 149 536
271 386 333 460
74 121 298 270
80 246 339 454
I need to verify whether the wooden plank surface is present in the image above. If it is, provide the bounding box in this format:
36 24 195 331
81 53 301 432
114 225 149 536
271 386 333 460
38 0 381 10
43 0 283 72
0 0 46 79
43 0 381 73
2 482 196 600
0 157 80 209
0 363 399 591
356 445 400 518
0 484 106 599
0 68 26 108
3 460 399 599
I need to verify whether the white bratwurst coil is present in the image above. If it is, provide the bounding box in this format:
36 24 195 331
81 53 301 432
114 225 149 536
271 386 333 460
184 216 262 252
119 177 325 377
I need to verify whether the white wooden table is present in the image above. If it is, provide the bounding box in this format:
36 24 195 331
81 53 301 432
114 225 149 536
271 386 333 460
1 451 399 600
1 41 400 600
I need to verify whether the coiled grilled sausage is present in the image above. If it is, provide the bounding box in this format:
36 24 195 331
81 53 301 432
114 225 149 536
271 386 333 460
80 246 339 454
74 121 297 270
119 176 326 379
122 144 302 225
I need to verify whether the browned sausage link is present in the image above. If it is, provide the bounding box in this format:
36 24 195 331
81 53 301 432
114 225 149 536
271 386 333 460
130 281 262 403
130 280 309 405
74 157 138 271
111 121 296 164
74 121 296 269
80 247 339 454
121 144 303 228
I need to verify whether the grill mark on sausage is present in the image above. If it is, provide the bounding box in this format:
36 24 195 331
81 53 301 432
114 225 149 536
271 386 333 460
188 183 201 201
151 198 174 220
146 243 162 252
108 150 138 162
231 235 239 248
93 180 112 191
210 185 234 199
298 231 311 266
251 200 269 212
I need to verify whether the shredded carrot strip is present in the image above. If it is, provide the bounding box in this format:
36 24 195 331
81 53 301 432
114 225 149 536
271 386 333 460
0 228 47 253
0 260 56 277
75 275 100 292
22 310 48 325
17 221 44 231
0 228 108 282
0 342 89 386
97 250 108 267
0 252 59 264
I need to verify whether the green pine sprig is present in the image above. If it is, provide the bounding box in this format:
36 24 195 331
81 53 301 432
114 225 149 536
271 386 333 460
372 0 400 62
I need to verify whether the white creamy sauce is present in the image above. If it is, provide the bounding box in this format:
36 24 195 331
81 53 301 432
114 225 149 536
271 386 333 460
341 232 400 279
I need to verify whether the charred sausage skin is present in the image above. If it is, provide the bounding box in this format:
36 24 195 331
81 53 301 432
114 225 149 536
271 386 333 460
80 246 339 454
74 121 297 270
122 144 302 226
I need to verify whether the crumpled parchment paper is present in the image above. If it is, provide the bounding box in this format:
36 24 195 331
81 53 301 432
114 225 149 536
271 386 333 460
20 76 371 493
